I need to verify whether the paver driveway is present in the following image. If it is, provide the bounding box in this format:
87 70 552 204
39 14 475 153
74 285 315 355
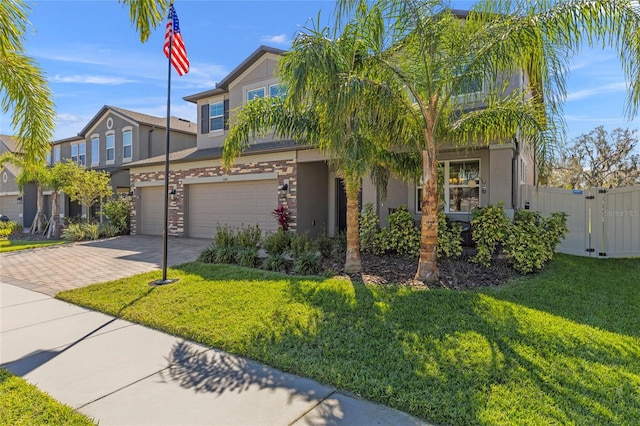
0 235 211 296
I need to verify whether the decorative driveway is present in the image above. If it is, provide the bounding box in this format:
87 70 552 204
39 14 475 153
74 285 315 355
0 235 211 296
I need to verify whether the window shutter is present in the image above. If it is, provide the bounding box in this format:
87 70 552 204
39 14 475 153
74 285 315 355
223 99 229 130
200 104 209 134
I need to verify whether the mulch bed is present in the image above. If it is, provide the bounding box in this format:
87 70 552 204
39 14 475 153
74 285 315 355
324 252 520 291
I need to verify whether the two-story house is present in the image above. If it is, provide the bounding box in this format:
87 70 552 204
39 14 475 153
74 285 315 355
50 106 197 220
127 45 535 239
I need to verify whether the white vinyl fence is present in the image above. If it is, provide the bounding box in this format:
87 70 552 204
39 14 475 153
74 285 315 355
520 185 640 258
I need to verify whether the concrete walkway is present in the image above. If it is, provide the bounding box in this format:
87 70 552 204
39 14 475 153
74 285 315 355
0 236 429 425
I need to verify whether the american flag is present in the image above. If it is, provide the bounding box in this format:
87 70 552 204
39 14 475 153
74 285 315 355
163 4 189 76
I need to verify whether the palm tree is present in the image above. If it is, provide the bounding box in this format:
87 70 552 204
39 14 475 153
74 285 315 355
223 12 407 273
336 0 640 282
0 0 56 166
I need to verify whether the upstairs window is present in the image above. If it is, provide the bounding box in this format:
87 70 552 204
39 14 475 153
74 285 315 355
122 130 132 160
91 137 99 165
54 146 60 163
247 87 265 102
269 83 286 99
106 134 115 162
45 149 51 166
71 143 86 166
209 102 224 131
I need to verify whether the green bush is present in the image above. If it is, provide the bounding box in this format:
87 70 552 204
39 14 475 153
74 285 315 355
102 196 131 234
504 210 569 274
293 250 322 275
214 224 237 249
359 203 380 253
0 221 22 237
384 206 420 257
290 232 312 257
262 230 292 255
198 245 217 263
262 253 289 273
236 224 262 249
215 245 238 264
437 212 463 258
236 247 259 268
470 202 511 267
62 222 100 241
99 223 120 238
314 232 334 258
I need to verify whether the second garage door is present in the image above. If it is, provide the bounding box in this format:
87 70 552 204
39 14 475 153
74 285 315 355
187 180 279 238
138 185 164 235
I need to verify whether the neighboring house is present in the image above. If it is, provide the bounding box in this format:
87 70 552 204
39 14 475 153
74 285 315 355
0 134 49 227
50 106 197 219
127 45 535 239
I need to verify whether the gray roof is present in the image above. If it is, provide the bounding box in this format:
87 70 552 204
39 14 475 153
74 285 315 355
125 140 309 169
0 134 18 152
183 46 285 103
78 105 197 137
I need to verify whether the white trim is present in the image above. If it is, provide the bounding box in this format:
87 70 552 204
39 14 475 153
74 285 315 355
43 190 53 196
0 191 20 196
183 172 278 185
489 142 516 151
228 52 282 91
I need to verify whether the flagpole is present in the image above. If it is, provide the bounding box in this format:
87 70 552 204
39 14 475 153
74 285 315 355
152 3 177 286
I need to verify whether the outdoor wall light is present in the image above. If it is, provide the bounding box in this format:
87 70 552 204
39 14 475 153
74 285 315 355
16 196 22 205
169 188 177 201
278 183 288 192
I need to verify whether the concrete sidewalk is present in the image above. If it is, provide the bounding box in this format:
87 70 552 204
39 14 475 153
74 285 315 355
1 282 428 426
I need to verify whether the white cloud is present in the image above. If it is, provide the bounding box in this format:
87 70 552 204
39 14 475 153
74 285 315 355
565 82 628 102
51 74 137 85
260 34 289 45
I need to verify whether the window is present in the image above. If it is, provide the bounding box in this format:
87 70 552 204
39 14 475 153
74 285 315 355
269 83 286 98
45 149 51 165
71 143 86 166
209 102 224 131
54 146 60 163
106 134 115 162
247 87 265 101
452 62 484 97
416 160 480 213
91 137 99 165
122 130 132 160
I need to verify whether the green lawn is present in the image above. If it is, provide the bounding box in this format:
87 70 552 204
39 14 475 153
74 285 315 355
57 254 640 425
0 239 65 253
0 368 95 426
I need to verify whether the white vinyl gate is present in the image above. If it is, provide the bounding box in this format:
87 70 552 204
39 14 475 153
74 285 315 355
520 185 640 258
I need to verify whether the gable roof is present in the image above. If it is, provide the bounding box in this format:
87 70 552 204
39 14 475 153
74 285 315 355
0 134 19 153
78 105 197 137
183 45 285 103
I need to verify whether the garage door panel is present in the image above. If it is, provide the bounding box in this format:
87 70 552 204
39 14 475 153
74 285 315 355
139 186 164 235
188 180 279 238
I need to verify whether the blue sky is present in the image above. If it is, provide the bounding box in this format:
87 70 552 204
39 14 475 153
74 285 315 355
1 0 637 144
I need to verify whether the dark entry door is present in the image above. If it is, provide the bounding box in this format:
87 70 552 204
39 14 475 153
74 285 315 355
335 178 362 233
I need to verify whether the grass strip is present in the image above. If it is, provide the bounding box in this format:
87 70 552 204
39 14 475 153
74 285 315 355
0 239 65 253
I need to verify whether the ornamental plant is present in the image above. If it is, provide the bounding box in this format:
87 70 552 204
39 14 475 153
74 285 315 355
273 205 291 231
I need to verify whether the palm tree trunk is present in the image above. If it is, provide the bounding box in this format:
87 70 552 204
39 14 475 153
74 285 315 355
415 144 439 282
343 177 362 273
32 184 45 233
50 191 60 238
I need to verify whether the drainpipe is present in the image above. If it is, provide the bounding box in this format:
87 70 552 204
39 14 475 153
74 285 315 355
148 127 155 158
512 137 519 210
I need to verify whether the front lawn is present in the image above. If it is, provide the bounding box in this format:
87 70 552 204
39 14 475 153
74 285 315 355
0 239 65 253
0 368 95 426
57 255 640 425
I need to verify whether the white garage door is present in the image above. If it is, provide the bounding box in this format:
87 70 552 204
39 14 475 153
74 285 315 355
187 180 279 238
138 186 165 235
0 195 21 223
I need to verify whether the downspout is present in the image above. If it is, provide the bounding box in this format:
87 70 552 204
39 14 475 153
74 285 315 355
148 126 155 158
512 138 519 210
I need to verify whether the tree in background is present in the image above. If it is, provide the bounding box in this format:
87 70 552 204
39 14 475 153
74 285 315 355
549 126 640 189
59 161 112 221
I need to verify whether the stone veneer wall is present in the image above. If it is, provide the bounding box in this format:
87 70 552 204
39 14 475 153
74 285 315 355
130 159 297 236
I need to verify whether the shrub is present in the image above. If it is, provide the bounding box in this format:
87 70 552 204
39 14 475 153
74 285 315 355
437 212 463 258
262 253 289 273
359 203 380 253
62 222 99 241
272 205 291 231
214 224 237 249
293 250 322 275
262 230 291 255
99 223 120 238
215 245 237 264
385 206 420 257
0 221 22 237
236 247 259 268
314 232 334 258
236 224 262 249
290 232 312 257
334 231 347 255
470 202 511 267
102 196 131 234
503 210 569 274
198 245 217 263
